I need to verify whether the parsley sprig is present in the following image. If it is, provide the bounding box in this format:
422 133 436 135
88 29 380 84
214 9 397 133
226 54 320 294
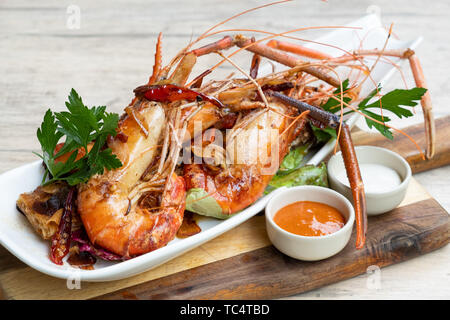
34 89 123 186
312 80 427 141
357 86 426 139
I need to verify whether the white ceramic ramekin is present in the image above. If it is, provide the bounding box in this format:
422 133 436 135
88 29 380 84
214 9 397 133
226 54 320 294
327 146 411 216
265 186 355 261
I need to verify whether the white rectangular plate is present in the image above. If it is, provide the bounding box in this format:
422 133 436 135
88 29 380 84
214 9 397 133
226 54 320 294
0 14 421 281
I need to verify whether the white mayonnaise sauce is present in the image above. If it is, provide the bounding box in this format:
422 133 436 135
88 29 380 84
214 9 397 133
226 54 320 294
336 163 402 193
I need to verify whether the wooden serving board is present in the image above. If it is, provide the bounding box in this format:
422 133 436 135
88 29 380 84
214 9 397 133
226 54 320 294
0 118 449 300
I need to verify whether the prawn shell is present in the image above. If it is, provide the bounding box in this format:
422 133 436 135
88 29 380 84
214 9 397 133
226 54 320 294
127 173 186 256
77 100 187 257
184 102 306 215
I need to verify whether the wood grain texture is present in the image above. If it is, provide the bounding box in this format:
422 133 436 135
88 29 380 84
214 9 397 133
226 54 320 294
95 198 449 300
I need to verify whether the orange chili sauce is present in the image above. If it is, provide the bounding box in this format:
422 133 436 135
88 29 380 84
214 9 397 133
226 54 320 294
273 201 345 237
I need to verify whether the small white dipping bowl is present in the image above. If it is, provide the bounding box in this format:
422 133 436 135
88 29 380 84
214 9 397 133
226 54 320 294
265 186 355 261
328 146 411 216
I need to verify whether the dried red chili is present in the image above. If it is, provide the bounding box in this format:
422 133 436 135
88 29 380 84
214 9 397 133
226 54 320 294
133 84 225 109
50 188 75 265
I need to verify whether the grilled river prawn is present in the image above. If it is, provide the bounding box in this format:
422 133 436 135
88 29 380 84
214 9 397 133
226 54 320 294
75 30 370 254
17 1 434 263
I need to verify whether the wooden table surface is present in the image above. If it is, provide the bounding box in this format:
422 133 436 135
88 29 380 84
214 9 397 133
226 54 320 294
0 0 449 299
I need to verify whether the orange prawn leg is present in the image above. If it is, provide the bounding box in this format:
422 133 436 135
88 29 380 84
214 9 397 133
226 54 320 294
191 36 234 57
148 32 163 85
189 34 339 87
151 33 216 87
233 35 341 88
169 52 197 86
191 35 260 79
266 41 366 73
338 124 367 249
267 39 333 60
250 52 261 79
187 36 234 87
268 91 367 248
149 36 199 87
189 69 212 88
408 53 435 159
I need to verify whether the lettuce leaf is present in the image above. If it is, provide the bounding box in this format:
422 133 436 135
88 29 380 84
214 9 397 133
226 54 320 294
265 162 328 194
278 142 312 175
310 124 337 143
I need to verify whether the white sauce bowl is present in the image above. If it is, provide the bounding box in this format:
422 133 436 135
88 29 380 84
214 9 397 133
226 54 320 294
327 146 412 216
265 186 355 261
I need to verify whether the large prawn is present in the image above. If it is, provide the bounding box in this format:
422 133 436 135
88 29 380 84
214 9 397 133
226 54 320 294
77 45 225 257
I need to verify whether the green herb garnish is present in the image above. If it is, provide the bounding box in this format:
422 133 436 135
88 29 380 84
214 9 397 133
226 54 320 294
34 89 122 186
320 79 352 114
278 142 313 175
312 80 427 141
357 86 427 140
310 125 337 143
